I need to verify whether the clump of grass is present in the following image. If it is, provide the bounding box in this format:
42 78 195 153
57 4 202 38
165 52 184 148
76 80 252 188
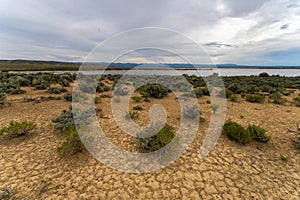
0 121 36 139
281 156 289 162
138 124 175 152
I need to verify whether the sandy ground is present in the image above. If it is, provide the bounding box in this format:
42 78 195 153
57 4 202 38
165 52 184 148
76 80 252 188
0 85 300 199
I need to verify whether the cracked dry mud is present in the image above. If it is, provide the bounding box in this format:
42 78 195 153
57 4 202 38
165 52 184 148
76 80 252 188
0 86 299 199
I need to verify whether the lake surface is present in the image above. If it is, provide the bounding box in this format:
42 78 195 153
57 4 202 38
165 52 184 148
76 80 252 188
10 68 300 77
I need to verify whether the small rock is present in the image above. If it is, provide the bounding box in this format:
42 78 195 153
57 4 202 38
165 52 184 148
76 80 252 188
236 160 243 166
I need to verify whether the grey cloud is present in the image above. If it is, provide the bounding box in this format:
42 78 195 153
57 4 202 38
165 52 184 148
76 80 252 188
204 42 236 48
0 0 299 65
280 24 289 30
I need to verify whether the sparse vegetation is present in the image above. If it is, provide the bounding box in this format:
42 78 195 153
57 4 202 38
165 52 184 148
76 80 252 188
0 121 36 139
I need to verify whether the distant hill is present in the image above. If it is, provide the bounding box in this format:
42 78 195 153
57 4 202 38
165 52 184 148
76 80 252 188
0 59 299 71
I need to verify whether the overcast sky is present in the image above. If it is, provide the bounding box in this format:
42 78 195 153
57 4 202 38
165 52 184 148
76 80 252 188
0 0 300 65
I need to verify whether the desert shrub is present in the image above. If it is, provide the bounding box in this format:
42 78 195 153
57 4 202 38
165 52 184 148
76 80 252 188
193 88 203 98
138 124 175 152
0 121 36 139
220 89 237 101
247 124 271 142
113 86 129 96
32 78 51 90
245 94 265 103
57 124 85 156
138 84 169 99
132 96 142 102
269 92 287 104
64 93 72 101
295 135 300 149
222 121 251 144
47 87 67 94
96 82 110 93
52 109 74 131
230 94 238 102
0 92 6 106
201 87 210 96
293 96 300 107
183 105 200 119
78 82 95 94
125 110 139 119
133 105 143 110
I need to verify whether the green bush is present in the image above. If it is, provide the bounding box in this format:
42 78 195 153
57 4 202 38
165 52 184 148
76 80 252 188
247 124 271 142
57 124 85 156
223 121 271 144
138 84 169 99
0 121 36 139
269 92 287 104
138 124 175 152
295 136 300 149
222 121 251 144
245 94 265 103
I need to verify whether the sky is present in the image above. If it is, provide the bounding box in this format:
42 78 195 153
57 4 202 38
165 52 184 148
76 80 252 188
0 0 300 65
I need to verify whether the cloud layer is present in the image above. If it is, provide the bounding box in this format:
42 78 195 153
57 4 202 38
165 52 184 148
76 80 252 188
0 0 299 65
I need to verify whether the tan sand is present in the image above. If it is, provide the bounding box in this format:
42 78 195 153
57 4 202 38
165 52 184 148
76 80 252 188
0 86 299 199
